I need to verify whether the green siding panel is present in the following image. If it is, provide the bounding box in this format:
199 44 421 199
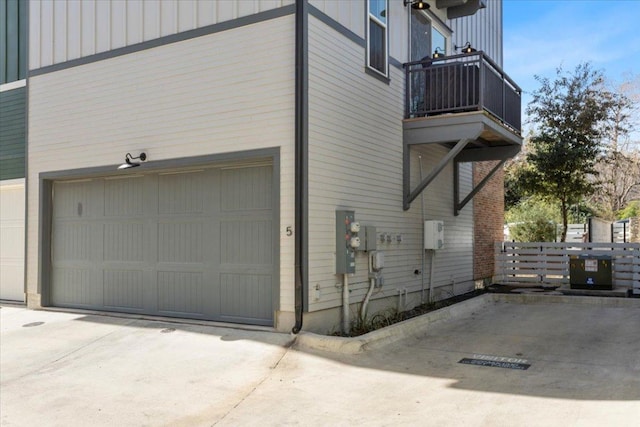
0 86 26 180
1 0 27 84
0 0 6 84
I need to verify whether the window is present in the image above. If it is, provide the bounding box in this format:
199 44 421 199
367 0 388 76
431 27 446 56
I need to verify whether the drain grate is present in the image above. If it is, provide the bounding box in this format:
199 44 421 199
160 328 176 334
459 353 531 370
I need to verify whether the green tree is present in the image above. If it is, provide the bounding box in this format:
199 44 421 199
521 63 617 241
506 197 559 242
617 200 640 220
589 74 640 219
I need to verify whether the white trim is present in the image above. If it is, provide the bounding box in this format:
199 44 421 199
0 79 27 92
366 0 389 77
430 17 451 55
0 178 26 188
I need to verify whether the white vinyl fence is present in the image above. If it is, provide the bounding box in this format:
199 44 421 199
495 242 640 291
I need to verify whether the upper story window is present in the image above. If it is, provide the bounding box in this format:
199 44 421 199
431 27 447 56
367 0 388 77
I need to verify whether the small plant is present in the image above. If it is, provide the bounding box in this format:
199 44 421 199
331 289 485 337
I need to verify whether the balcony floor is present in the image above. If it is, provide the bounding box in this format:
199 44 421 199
404 110 522 151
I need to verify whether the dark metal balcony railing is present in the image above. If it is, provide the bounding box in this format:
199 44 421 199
404 51 522 133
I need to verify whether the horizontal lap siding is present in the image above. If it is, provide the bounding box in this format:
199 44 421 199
0 86 26 180
307 15 474 313
29 0 295 70
27 16 295 312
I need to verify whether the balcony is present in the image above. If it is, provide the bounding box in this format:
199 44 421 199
402 51 523 212
405 51 521 131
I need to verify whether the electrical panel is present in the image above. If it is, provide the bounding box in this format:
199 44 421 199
424 220 444 250
336 210 359 274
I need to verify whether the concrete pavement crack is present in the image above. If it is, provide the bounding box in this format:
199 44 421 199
1 319 140 386
210 339 295 426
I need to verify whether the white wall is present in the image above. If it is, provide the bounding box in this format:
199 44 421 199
0 178 25 302
307 13 474 316
27 15 296 318
29 0 295 70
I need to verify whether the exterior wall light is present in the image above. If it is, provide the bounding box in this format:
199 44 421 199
118 152 147 170
432 47 446 59
455 42 477 53
404 0 430 10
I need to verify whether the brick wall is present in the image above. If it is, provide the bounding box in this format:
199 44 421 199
473 161 505 281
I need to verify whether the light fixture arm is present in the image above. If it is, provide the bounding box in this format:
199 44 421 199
454 42 476 53
432 47 446 59
125 152 147 163
118 152 147 170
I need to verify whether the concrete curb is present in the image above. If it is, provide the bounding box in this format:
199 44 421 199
491 292 640 307
294 293 640 354
294 293 494 354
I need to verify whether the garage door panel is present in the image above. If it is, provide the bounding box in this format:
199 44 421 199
103 269 144 309
0 182 25 302
220 166 272 211
52 268 100 306
157 271 205 315
104 177 145 217
158 221 204 263
103 222 145 262
53 180 96 219
52 222 95 262
219 273 273 323
220 219 273 265
158 171 206 215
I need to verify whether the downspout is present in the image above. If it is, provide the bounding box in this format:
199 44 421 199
292 0 308 334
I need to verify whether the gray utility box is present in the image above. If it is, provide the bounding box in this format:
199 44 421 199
569 255 613 290
335 210 358 274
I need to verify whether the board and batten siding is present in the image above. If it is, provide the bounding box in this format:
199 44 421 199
26 15 296 317
448 0 503 66
307 14 474 315
29 0 295 71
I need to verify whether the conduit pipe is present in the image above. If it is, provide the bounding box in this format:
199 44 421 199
342 274 350 335
360 252 376 325
429 250 436 303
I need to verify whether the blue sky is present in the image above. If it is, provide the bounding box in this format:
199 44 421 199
503 0 640 132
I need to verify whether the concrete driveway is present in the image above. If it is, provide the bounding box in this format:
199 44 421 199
1 294 639 426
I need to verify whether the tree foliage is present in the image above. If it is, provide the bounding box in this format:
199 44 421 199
617 200 640 220
505 197 559 242
588 74 640 219
591 150 640 220
519 63 619 241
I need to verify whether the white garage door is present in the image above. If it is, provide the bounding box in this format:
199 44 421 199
0 180 25 302
50 164 276 326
